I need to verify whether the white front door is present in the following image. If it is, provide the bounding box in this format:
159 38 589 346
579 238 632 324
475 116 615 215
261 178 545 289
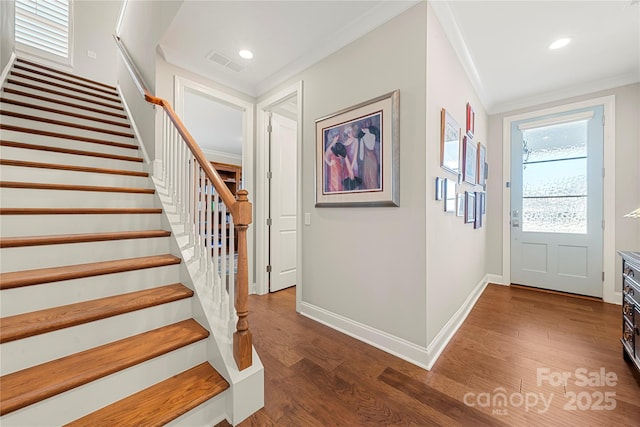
510 105 604 297
269 112 297 292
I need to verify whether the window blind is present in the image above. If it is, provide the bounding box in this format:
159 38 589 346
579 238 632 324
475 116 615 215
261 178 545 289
15 0 69 59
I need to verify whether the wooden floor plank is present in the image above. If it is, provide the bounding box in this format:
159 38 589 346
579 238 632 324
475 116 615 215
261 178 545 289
240 285 640 426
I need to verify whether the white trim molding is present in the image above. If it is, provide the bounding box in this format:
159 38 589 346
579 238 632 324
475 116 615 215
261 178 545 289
1 52 17 87
426 274 490 369
300 274 490 371
299 302 431 371
502 95 616 303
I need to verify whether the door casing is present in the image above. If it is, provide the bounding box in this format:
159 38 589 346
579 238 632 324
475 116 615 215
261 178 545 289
501 95 617 303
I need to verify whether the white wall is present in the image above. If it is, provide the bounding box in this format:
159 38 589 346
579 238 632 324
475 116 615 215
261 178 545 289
1 0 15 74
425 3 488 346
72 0 121 85
116 0 183 159
486 83 640 293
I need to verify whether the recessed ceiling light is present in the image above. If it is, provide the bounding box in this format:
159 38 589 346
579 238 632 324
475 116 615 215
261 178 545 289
549 38 571 50
238 49 253 60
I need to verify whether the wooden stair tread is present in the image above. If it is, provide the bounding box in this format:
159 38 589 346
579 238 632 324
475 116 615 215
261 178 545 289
2 88 128 119
0 230 170 248
0 97 130 128
0 159 148 177
13 64 119 98
10 71 121 104
0 254 181 289
0 207 162 215
16 58 117 91
0 110 134 138
0 181 155 194
0 124 138 150
0 140 143 163
5 79 124 111
0 283 193 343
0 319 209 416
65 362 229 427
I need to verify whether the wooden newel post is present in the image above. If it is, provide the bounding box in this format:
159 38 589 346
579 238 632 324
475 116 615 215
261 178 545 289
233 189 252 370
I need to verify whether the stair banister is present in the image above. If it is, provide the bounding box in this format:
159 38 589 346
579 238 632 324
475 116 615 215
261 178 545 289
113 35 252 370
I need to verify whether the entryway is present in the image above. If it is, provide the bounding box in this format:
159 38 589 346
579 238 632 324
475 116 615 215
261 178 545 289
505 99 613 299
256 82 302 297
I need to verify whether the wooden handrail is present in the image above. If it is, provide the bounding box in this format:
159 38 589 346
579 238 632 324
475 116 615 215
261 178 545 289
113 34 252 370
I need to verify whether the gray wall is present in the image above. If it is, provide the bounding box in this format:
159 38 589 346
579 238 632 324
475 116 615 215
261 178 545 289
1 0 15 74
486 83 640 293
261 3 429 347
425 2 489 345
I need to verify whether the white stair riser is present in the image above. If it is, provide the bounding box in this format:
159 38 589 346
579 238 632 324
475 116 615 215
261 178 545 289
0 188 158 208
8 67 119 99
0 146 144 171
0 236 172 273
0 90 127 123
0 340 208 426
0 115 137 146
0 129 139 158
1 264 181 316
0 101 131 134
0 165 150 188
4 78 123 112
166 392 227 427
0 213 163 237
1 298 193 374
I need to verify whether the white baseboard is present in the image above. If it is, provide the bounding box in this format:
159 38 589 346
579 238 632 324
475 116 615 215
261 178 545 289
486 274 506 285
1 52 16 87
116 83 152 167
299 302 430 370
425 274 490 369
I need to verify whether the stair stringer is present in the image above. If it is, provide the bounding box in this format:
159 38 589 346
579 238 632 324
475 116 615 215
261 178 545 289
117 80 264 426
154 182 264 426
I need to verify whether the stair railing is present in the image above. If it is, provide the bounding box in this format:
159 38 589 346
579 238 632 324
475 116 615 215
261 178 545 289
113 35 252 371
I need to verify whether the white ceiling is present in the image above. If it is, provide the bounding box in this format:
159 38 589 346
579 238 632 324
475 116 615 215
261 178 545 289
432 0 640 113
160 0 419 97
163 0 640 132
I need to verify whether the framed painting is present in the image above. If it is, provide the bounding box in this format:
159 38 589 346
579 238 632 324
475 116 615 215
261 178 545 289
440 108 461 176
463 136 477 185
466 102 475 138
477 143 486 186
315 90 400 207
465 191 475 224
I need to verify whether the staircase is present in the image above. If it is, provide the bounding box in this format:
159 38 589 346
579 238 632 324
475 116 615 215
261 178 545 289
0 58 231 425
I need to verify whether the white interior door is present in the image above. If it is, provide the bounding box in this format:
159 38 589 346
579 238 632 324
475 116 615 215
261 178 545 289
269 113 297 292
510 105 604 297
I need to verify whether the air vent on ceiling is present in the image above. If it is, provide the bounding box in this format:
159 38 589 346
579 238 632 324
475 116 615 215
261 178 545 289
206 51 245 73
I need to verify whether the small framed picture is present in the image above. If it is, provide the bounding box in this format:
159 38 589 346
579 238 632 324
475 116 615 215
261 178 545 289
444 179 456 213
466 102 475 138
435 177 443 200
456 193 465 217
463 136 477 185
477 143 486 186
474 191 483 229
465 191 475 223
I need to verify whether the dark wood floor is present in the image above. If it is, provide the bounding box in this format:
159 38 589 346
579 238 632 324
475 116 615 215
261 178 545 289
237 284 640 426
